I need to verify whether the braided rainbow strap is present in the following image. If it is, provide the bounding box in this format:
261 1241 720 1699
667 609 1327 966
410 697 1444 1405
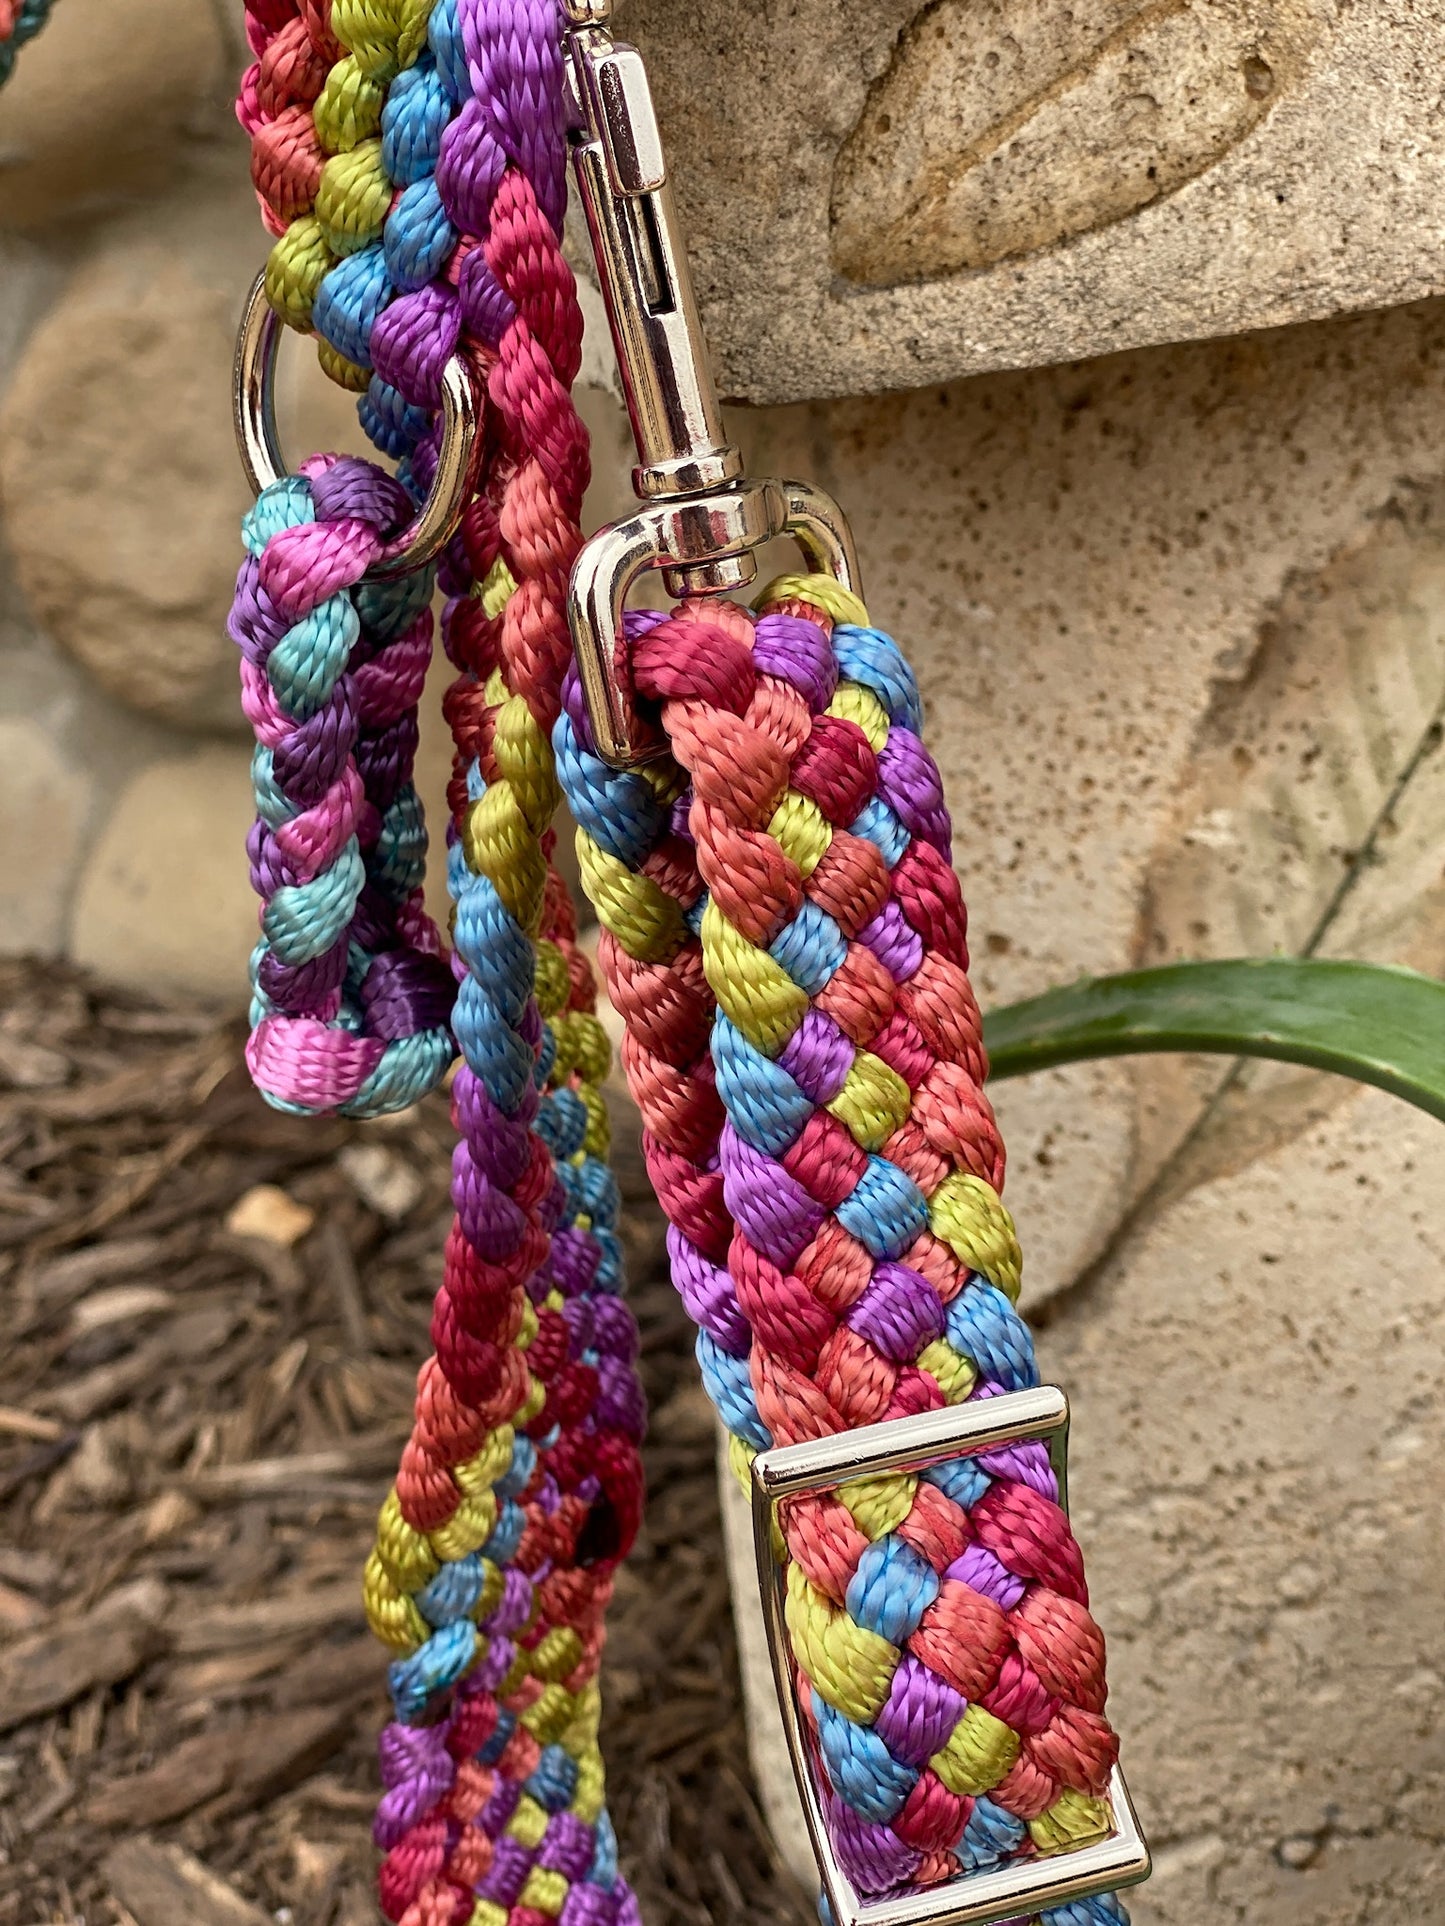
363 217 649 1926
230 454 456 1115
0 0 50 85
555 580 1123 1920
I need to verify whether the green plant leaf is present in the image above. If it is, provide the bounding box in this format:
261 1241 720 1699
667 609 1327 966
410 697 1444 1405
983 958 1445 1122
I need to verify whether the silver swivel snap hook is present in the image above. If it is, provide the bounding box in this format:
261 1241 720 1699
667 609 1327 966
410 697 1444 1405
562 0 862 765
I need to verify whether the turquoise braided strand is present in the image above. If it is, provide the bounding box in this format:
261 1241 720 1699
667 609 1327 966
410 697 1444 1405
230 458 456 1118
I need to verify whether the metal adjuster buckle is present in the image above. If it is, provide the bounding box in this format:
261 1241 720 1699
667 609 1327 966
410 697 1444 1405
750 1388 1151 1926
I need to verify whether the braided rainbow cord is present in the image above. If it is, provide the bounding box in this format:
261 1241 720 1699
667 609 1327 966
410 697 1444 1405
239 0 431 407
235 2 647 1919
229 454 456 1115
361 61 651 1926
0 0 50 86
362 146 651 1910
239 0 562 467
553 580 1124 1920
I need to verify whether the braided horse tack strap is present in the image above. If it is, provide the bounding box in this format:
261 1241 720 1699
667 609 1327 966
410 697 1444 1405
229 456 458 1116
231 4 1129 1923
555 587 1123 1912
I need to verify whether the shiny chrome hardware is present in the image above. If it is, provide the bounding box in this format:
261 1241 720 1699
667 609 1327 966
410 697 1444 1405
563 15 861 764
750 1390 1152 1926
232 270 482 582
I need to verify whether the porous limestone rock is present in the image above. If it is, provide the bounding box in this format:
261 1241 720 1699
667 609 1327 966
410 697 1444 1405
1046 1084 1445 1923
70 745 259 1002
0 170 365 733
1132 480 1445 1193
0 0 232 230
617 0 1445 403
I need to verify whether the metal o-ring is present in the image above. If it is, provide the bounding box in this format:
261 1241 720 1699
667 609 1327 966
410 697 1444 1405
231 269 482 582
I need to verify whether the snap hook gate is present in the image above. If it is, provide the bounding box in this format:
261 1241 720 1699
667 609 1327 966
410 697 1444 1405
562 2 862 766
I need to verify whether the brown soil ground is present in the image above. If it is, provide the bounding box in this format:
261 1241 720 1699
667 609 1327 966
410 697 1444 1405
0 957 812 1926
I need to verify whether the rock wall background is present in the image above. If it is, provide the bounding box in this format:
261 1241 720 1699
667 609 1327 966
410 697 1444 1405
2 4 1443 1923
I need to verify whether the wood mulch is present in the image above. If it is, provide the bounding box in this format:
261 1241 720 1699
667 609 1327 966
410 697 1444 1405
0 957 810 1926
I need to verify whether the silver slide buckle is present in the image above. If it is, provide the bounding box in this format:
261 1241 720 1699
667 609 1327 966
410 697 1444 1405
750 1388 1151 1926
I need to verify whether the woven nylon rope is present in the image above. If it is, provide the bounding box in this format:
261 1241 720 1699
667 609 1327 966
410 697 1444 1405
554 592 1123 1910
231 5 1126 1924
236 10 649 1926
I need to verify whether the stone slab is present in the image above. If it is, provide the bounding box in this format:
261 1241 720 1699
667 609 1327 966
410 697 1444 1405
722 1081 1445 1913
69 746 259 1003
0 0 228 231
0 716 86 956
617 0 1445 402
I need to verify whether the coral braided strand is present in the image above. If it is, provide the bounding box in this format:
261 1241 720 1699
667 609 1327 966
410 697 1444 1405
336 9 645 1925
